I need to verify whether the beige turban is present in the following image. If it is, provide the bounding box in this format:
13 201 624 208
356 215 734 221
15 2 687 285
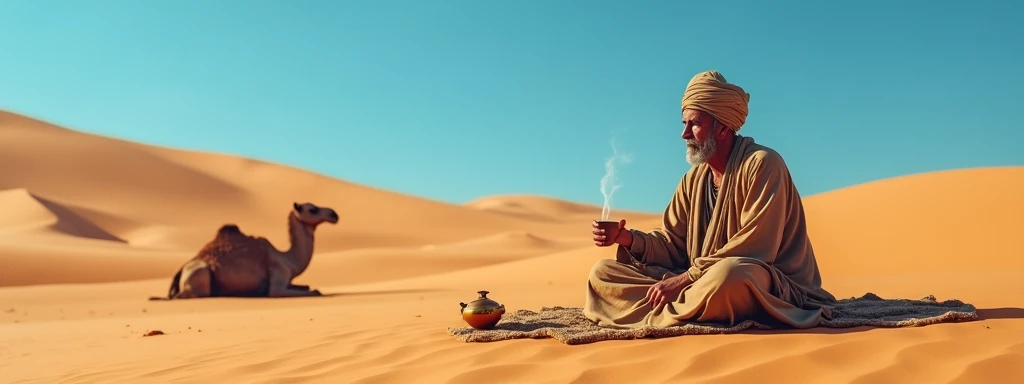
681 70 751 131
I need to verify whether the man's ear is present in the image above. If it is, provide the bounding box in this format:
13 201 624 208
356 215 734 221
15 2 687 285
713 119 727 138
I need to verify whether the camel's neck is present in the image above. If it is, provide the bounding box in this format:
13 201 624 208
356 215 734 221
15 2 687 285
284 213 316 276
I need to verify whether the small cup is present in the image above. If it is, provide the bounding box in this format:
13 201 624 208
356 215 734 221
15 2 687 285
595 220 622 244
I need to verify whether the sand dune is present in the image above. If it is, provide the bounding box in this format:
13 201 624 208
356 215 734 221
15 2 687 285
1 108 1022 383
802 166 1024 277
0 110 600 254
466 194 657 223
0 110 644 287
0 188 126 242
425 230 570 251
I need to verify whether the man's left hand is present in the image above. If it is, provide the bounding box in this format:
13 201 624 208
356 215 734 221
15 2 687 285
645 274 692 308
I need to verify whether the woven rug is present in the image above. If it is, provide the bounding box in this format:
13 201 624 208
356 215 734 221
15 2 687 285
447 293 978 345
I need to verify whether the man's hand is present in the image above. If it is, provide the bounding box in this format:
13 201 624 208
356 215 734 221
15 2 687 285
645 274 692 308
592 218 632 247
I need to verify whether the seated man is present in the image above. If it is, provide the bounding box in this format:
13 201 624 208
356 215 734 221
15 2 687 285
585 70 837 329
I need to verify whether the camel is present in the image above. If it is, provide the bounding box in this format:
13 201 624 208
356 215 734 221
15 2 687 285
149 202 339 300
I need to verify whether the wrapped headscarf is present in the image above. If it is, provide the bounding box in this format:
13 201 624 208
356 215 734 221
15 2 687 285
681 70 751 132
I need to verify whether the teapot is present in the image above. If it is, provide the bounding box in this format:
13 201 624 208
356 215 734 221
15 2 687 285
458 290 505 329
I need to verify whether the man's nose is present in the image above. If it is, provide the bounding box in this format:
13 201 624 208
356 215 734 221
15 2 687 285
681 126 694 140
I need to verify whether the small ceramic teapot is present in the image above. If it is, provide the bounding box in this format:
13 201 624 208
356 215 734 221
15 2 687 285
459 290 505 329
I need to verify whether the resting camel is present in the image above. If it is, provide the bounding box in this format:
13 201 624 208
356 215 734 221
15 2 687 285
150 202 339 300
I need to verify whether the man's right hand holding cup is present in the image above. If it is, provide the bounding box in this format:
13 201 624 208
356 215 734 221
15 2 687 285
592 219 632 248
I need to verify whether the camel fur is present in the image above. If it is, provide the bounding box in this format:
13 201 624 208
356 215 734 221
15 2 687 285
150 202 338 300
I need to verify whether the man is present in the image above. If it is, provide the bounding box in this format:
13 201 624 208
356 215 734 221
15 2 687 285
584 70 837 329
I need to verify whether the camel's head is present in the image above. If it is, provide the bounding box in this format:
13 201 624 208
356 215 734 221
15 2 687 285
292 202 339 226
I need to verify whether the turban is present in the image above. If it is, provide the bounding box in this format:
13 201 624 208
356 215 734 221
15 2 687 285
681 70 751 132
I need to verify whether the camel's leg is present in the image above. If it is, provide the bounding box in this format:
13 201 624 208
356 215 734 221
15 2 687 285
268 267 321 297
287 284 310 291
175 260 212 299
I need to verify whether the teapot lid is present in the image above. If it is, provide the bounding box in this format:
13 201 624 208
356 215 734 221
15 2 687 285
465 290 501 311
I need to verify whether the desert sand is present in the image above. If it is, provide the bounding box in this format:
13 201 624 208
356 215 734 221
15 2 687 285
1 109 1022 383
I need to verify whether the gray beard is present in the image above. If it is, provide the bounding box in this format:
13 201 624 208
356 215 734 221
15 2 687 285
686 137 717 165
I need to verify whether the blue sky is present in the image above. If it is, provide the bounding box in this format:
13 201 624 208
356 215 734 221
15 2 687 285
1 0 1021 213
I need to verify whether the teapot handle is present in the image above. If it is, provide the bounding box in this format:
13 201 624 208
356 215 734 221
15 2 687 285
459 302 467 315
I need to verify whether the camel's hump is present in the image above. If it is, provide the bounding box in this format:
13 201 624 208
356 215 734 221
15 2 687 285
217 224 242 236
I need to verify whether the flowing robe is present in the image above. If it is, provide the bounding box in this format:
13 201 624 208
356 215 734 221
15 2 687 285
583 135 837 329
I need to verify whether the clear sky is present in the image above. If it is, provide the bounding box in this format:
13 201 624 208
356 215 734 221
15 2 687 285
1 0 1021 214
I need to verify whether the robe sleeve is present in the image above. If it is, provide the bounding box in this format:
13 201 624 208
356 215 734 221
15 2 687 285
615 176 690 270
685 151 792 281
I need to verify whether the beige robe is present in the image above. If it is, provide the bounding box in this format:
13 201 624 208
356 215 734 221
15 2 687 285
583 135 837 329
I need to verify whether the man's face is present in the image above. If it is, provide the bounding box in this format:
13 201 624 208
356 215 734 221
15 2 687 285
681 108 719 165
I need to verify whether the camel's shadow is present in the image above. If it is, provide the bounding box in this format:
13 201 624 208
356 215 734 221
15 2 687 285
290 288 441 299
148 288 439 301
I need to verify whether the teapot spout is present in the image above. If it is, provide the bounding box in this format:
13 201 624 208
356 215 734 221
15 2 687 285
459 302 467 314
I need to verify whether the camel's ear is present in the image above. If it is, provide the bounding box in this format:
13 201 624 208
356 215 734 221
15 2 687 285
293 202 302 212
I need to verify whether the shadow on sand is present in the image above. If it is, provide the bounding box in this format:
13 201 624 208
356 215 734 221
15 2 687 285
147 288 440 301
743 306 1024 336
976 307 1024 320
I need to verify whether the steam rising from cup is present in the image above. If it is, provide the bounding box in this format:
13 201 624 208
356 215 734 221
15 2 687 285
600 138 633 221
